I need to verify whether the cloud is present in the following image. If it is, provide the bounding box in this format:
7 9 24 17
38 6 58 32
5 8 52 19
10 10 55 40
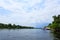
0 0 60 27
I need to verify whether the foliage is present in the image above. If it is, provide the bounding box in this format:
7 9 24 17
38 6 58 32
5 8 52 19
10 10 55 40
0 23 34 29
47 15 60 33
47 15 60 39
48 15 60 29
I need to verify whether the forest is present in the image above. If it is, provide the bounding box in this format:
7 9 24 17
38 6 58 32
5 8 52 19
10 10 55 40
0 23 34 29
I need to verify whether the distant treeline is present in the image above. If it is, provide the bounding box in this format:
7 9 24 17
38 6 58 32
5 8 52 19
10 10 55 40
0 23 34 29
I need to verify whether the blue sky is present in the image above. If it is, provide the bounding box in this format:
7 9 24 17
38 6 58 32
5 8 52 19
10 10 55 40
0 0 60 27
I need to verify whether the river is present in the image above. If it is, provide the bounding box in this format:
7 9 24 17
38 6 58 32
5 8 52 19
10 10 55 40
0 29 54 40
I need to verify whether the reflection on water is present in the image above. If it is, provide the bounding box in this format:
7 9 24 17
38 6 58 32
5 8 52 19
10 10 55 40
53 31 60 40
0 29 54 40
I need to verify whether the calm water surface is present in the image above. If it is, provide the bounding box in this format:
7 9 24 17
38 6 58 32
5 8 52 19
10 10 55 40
0 29 54 40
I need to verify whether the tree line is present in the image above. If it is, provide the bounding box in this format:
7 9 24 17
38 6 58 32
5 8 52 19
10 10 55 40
0 23 34 29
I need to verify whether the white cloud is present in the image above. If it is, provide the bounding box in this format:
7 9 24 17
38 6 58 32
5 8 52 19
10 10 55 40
0 0 60 27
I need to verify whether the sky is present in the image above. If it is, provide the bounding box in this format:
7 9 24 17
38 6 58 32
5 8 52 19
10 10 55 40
0 0 60 27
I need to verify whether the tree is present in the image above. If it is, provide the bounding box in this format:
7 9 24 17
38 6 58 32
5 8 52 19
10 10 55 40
46 15 60 32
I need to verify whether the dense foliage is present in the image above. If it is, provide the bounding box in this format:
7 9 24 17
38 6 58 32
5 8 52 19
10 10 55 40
48 15 60 30
0 23 34 29
47 15 60 39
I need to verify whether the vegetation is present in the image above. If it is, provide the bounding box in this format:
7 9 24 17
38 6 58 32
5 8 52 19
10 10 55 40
47 15 60 31
47 15 60 39
0 23 34 29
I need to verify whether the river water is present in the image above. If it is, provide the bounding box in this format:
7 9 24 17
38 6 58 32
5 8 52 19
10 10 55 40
0 29 54 40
